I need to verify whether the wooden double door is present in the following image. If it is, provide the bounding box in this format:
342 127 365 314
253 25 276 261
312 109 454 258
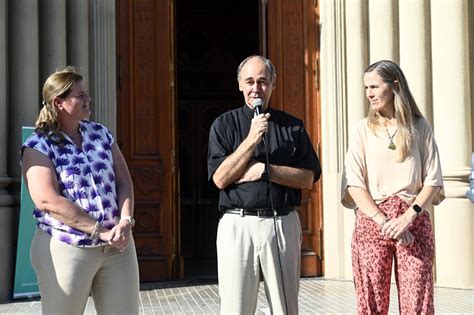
116 0 322 281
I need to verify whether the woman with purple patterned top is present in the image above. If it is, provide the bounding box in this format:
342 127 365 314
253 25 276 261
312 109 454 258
21 66 139 314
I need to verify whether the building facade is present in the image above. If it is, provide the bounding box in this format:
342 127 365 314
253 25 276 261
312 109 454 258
320 0 473 289
0 0 472 302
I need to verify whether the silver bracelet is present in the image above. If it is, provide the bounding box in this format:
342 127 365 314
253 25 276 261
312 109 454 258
379 216 389 227
91 221 100 240
370 211 381 219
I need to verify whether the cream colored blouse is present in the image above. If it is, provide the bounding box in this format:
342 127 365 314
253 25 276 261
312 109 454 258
342 117 445 209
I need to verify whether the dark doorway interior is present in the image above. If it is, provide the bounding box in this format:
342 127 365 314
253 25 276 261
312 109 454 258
177 0 260 279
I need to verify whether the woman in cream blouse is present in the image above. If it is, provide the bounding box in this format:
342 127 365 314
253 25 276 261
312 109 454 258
342 60 444 314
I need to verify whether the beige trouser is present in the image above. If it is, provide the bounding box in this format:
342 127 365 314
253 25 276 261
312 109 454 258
30 228 139 315
216 210 302 315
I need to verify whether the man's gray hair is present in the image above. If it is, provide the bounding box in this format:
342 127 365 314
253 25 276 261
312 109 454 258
236 55 276 83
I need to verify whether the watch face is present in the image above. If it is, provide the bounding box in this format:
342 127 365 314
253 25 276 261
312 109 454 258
127 217 135 226
121 216 135 226
413 204 422 213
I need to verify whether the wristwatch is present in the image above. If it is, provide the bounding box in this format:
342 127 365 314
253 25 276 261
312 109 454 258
412 204 422 217
120 215 135 227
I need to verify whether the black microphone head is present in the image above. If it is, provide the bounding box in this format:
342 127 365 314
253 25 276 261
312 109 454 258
252 98 263 115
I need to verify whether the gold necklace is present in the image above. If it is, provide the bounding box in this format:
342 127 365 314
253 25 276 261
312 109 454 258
385 128 397 150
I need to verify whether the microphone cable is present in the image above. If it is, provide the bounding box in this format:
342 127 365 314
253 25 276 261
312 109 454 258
262 131 289 314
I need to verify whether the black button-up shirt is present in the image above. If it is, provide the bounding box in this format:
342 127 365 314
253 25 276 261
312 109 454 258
208 104 321 211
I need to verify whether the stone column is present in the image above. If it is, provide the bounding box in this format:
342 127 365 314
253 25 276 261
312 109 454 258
471 2 474 147
67 0 90 85
7 0 40 302
345 0 369 132
0 0 8 177
368 0 398 62
89 0 117 134
342 0 370 279
9 0 40 178
431 0 473 288
320 0 352 280
39 0 67 85
0 0 14 303
399 0 432 122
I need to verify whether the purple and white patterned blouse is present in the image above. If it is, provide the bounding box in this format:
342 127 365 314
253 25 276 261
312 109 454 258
22 120 120 247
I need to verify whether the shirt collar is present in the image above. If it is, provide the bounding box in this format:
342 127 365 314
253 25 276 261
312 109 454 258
242 104 254 118
242 103 271 118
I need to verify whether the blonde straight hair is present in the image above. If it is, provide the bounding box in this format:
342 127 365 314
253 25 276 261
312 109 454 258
36 66 84 144
364 60 423 162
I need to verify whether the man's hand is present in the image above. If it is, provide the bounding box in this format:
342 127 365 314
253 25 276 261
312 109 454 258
235 159 265 184
248 113 271 144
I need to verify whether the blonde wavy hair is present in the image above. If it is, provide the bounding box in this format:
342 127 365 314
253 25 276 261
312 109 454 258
35 66 84 144
365 60 423 162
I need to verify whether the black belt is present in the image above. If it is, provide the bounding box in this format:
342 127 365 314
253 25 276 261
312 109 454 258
223 208 293 218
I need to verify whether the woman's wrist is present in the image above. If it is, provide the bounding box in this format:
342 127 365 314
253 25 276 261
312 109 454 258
373 213 388 226
90 221 100 239
369 211 381 219
379 216 389 226
405 207 418 223
368 210 387 225
97 225 112 241
120 215 135 227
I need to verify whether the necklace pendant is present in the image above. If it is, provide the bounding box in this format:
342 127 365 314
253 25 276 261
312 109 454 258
385 127 397 150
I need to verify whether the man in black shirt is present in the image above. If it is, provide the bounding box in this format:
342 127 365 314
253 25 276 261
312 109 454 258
208 55 321 314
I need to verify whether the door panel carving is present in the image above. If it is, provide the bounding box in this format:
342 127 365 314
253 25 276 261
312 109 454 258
116 0 176 281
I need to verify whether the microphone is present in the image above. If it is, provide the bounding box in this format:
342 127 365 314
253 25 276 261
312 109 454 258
252 98 267 145
252 98 263 116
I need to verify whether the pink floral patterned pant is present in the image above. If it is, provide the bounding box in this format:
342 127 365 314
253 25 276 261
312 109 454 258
352 196 435 314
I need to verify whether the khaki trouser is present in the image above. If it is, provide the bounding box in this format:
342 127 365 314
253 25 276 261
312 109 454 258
217 210 302 315
30 228 139 315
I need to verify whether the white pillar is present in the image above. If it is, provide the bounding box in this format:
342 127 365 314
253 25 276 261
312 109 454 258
345 0 369 131
399 0 432 122
368 0 398 63
471 2 474 151
320 0 352 280
67 0 90 82
431 0 473 288
89 0 117 134
39 0 67 85
343 0 370 279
